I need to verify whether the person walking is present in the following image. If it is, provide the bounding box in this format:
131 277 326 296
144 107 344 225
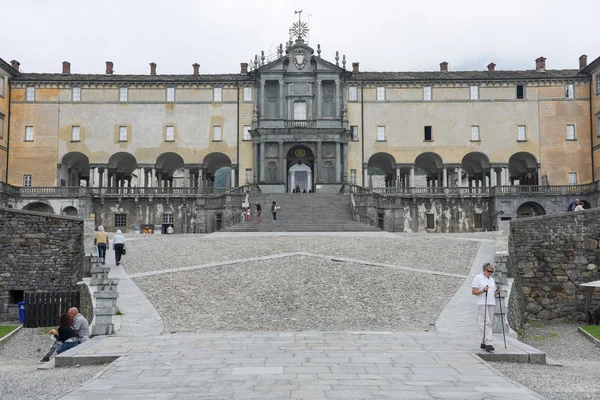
255 202 262 222
271 201 278 221
94 226 109 264
472 263 501 352
112 230 126 265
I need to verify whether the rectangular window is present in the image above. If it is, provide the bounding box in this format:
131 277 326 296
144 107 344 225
114 213 127 228
26 86 35 101
0 76 4 97
71 126 80 141
377 126 385 141
243 125 251 140
162 214 173 224
423 86 432 101
25 126 34 141
597 74 600 95
23 174 32 187
349 86 358 101
245 168 252 184
597 116 600 138
119 87 128 102
166 87 175 102
470 85 479 100
293 101 307 120
166 126 174 141
426 214 435 230
243 87 252 102
474 214 483 229
351 125 359 141
376 86 385 101
516 84 525 99
567 124 576 140
119 126 127 141
213 125 222 141
213 87 222 102
0 115 4 140
424 126 432 141
568 172 577 185
517 125 526 141
471 126 480 141
350 169 357 184
566 84 574 99
72 87 81 102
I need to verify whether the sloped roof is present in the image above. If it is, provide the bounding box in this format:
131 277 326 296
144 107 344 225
12 73 254 83
348 69 588 82
0 58 20 77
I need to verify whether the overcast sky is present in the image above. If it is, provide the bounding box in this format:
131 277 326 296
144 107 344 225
3 0 597 75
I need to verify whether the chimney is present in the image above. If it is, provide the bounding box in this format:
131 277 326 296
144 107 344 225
352 62 359 73
106 61 114 75
579 54 588 69
62 61 71 74
149 62 157 75
10 60 20 72
487 63 496 71
440 61 448 72
240 62 248 74
535 57 546 72
192 63 200 75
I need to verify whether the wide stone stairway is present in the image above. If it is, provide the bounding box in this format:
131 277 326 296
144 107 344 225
221 193 380 232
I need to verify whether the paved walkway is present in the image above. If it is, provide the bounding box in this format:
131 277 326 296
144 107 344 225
60 233 542 399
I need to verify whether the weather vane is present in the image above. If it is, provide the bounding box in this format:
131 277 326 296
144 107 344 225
292 9 309 39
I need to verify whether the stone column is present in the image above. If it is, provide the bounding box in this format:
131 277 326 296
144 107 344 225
157 172 162 188
442 167 447 187
457 167 462 187
260 80 265 118
504 167 509 186
395 167 401 187
253 142 259 184
482 173 486 188
335 142 341 183
230 167 236 187
316 141 322 182
363 167 368 187
491 168 497 187
98 168 104 188
279 79 285 119
343 143 348 183
260 141 265 183
335 79 340 117
184 168 189 187
317 79 322 119
278 141 284 183
410 167 415 188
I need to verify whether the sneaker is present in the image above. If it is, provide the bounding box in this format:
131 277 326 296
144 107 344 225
39 357 50 363
485 345 495 352
480 343 486 349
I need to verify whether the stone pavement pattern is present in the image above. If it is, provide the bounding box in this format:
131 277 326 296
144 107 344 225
59 232 543 399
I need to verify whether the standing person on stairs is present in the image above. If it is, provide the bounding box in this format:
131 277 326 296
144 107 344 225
255 202 262 222
271 201 278 221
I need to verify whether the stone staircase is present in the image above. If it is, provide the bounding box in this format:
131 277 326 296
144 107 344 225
221 193 380 232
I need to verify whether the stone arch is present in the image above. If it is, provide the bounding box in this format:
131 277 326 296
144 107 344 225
203 152 232 188
61 152 90 186
516 202 546 218
367 153 396 187
61 206 78 216
286 145 314 192
509 152 538 185
414 152 444 187
155 152 185 187
567 199 592 211
23 201 55 214
462 152 491 187
108 152 138 188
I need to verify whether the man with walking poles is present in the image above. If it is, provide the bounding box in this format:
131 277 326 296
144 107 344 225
472 263 502 352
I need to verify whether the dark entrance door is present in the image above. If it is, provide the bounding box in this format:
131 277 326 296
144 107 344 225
286 145 314 193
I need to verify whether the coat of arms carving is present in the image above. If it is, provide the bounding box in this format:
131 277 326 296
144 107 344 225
293 49 307 70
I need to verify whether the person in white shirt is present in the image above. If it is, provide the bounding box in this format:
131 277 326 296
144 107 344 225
112 230 126 265
472 263 501 352
574 199 584 211
166 226 174 234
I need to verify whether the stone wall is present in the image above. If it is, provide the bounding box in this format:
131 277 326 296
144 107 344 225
0 208 84 320
509 208 600 322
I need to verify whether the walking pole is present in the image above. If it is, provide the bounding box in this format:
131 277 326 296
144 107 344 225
482 285 488 349
498 289 507 349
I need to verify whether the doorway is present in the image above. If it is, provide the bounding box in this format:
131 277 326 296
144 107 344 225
286 145 314 193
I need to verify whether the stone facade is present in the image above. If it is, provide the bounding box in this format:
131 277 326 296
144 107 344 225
509 207 600 322
0 207 83 320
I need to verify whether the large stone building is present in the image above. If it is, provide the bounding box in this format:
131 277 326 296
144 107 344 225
1 26 600 232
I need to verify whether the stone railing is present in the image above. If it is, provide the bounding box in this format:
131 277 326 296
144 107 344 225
284 120 317 128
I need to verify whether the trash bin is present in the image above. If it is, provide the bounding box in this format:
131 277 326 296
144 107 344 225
18 301 25 324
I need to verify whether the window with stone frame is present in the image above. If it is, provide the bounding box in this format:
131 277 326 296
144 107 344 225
243 87 252 102
565 83 574 99
0 113 4 140
119 87 128 102
265 81 279 117
0 75 4 98
470 85 479 100
213 125 222 141
267 161 278 182
424 126 432 141
474 213 483 229
72 87 81 102
166 87 175 102
471 126 480 141
213 87 222 102
566 124 576 140
377 126 386 141
323 161 335 183
25 126 34 141
376 86 385 101
423 86 432 101
517 125 526 141
348 86 358 101
294 101 307 120
351 126 359 141
243 125 251 140
162 214 173 224
166 126 175 141
426 213 435 230
114 213 127 228
23 174 32 187
71 126 80 141
322 81 334 117
119 126 128 141
568 172 577 185
516 84 525 99
26 86 35 101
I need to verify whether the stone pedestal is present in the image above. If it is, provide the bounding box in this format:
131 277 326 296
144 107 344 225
92 290 119 336
90 265 110 286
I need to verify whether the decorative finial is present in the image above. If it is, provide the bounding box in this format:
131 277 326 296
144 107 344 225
292 9 309 43
261 51 265 66
278 44 283 57
317 44 321 57
254 55 258 69
335 51 339 66
342 55 346 69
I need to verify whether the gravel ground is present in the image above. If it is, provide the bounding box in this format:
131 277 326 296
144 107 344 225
134 254 464 332
123 234 479 275
0 328 105 400
493 322 600 400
